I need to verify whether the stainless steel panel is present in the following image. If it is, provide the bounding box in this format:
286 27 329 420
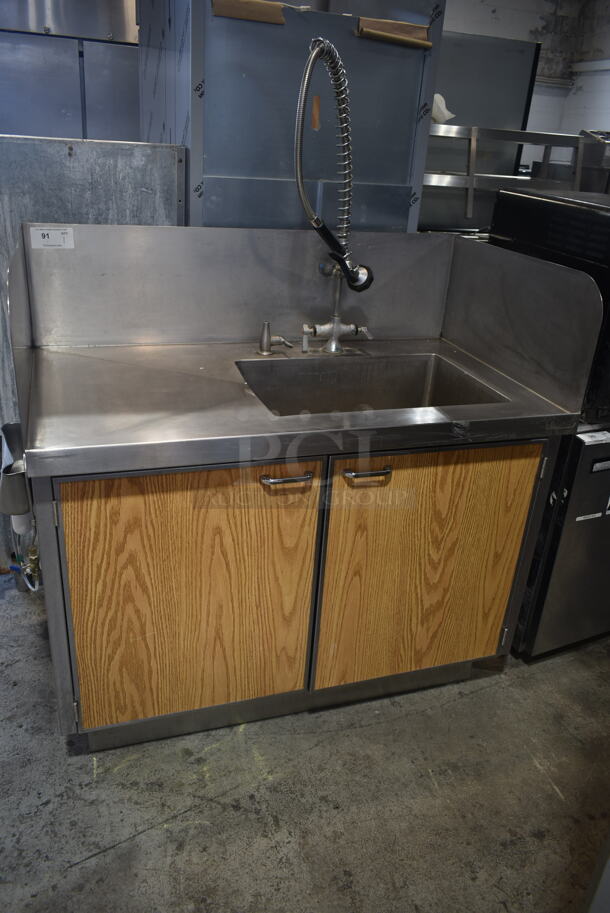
20 226 452 347
141 0 435 229
201 177 321 230
325 183 415 233
362 0 448 231
426 34 539 175
0 32 82 138
436 42 538 136
532 434 610 654
199 7 422 184
83 42 139 141
443 237 604 414
191 7 424 229
0 0 138 43
201 178 414 232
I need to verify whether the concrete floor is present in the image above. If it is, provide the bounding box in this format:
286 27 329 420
1 574 609 913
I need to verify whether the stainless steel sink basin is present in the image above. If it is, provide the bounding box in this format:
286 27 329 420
236 353 507 416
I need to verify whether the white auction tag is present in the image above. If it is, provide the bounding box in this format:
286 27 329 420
30 227 75 250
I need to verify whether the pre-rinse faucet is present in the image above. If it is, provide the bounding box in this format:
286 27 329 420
302 271 372 354
295 37 374 354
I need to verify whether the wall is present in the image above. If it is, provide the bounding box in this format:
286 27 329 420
560 61 610 132
576 0 610 61
559 0 610 137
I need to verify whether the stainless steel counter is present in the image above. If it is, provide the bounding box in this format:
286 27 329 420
9 224 603 480
22 338 577 478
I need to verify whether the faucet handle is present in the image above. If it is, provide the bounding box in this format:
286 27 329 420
302 323 316 354
357 325 373 340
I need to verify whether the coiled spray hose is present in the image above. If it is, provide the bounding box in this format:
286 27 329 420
294 38 373 292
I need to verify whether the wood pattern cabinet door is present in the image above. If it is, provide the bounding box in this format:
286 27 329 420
314 444 542 690
60 462 321 729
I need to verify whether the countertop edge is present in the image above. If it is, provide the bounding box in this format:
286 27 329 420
25 412 579 479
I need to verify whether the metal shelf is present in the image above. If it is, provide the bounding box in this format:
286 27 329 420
425 125 584 218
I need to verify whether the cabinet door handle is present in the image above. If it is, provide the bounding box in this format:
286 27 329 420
260 471 313 487
342 466 393 480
